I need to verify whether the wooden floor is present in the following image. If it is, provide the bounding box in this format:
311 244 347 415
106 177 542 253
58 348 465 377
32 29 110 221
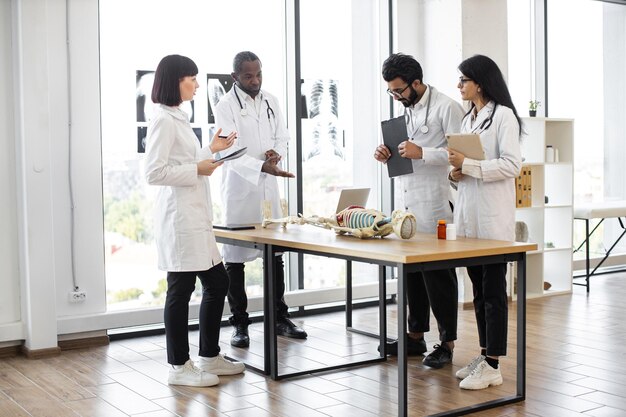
2 273 626 416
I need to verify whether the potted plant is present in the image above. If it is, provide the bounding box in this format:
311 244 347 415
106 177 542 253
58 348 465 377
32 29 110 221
528 100 541 117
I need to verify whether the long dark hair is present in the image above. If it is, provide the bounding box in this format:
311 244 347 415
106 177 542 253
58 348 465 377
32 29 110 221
151 54 198 106
458 55 522 136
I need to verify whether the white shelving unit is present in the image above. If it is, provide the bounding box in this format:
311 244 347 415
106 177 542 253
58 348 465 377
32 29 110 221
514 117 574 298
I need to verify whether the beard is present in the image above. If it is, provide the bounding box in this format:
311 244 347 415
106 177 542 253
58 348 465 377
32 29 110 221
399 86 419 108
236 81 261 98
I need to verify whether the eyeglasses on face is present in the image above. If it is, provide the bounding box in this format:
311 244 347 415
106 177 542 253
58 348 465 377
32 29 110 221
386 83 411 98
458 77 473 85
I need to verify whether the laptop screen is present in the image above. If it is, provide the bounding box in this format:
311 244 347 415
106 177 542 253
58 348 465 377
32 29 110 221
335 188 370 214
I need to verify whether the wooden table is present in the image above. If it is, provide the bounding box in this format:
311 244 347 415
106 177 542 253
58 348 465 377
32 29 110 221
215 224 537 417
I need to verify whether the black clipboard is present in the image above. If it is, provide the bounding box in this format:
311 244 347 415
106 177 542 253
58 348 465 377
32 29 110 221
213 224 255 231
216 147 247 162
381 116 413 177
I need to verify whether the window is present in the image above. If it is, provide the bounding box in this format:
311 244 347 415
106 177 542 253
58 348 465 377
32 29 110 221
100 0 285 310
299 0 383 291
547 0 626 258
100 1 388 312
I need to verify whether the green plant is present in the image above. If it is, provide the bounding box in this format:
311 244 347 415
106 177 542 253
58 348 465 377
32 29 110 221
529 100 541 111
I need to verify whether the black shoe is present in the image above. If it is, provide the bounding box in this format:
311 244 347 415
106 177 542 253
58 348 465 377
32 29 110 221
276 318 308 339
230 324 250 348
378 336 427 356
422 343 453 369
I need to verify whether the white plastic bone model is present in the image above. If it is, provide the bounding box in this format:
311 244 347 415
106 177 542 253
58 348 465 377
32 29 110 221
262 202 417 240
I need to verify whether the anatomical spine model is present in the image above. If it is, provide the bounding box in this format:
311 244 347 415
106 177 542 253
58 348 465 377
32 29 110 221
262 202 417 240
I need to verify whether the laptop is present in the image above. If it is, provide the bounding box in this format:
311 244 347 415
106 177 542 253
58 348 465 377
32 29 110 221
335 188 370 213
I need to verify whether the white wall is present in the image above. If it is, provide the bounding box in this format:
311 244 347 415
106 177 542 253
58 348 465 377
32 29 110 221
0 0 106 349
0 0 21 340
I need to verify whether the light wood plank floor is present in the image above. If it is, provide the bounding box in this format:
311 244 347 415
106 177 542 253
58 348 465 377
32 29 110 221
2 273 626 416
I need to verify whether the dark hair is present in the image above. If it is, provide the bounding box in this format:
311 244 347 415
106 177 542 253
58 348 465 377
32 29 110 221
233 51 261 74
151 54 198 106
458 54 522 136
381 53 423 84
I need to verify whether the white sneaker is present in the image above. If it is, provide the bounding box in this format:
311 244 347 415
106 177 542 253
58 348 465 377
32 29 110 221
459 360 503 390
197 354 245 376
168 359 219 387
455 355 485 380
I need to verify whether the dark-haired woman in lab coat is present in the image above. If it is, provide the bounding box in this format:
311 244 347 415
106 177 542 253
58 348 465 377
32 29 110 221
448 54 522 391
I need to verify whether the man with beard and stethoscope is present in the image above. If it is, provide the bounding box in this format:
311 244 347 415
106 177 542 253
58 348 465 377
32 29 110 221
215 51 307 349
374 53 465 369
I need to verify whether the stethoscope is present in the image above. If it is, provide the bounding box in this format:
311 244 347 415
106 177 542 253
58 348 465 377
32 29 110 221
233 84 275 122
466 103 497 133
404 84 432 135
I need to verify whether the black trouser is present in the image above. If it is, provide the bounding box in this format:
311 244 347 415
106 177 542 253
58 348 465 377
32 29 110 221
466 263 508 357
407 268 458 342
226 255 289 326
164 263 229 365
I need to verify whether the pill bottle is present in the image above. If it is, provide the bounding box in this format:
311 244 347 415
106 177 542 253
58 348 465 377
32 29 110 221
437 219 446 239
446 224 457 240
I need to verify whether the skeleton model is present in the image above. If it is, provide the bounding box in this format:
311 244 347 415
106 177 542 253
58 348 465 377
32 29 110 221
262 203 417 240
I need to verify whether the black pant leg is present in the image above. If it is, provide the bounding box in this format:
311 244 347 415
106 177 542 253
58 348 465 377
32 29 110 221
482 263 508 356
423 268 458 342
466 265 486 349
274 255 290 319
466 264 508 356
197 263 230 358
406 272 430 333
164 271 196 365
225 262 250 326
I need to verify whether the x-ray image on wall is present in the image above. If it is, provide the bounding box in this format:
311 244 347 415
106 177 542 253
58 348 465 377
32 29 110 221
137 70 195 123
136 70 155 123
192 127 202 146
137 126 148 153
207 74 233 124
302 79 343 161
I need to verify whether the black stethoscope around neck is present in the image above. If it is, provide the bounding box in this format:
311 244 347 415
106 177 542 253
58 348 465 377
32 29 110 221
405 84 432 135
467 103 498 133
233 84 275 121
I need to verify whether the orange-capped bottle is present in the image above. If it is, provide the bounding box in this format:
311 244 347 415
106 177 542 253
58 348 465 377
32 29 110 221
437 219 446 239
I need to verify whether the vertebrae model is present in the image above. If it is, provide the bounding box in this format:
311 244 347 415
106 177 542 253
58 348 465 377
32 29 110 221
262 204 417 240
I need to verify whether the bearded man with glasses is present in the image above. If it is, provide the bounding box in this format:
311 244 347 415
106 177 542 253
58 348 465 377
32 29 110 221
374 53 465 369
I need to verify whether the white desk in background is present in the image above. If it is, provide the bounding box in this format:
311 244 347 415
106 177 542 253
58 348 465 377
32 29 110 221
574 200 626 292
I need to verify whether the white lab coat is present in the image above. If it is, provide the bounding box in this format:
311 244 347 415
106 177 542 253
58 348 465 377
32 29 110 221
454 102 522 241
144 104 222 271
215 85 290 263
394 86 465 233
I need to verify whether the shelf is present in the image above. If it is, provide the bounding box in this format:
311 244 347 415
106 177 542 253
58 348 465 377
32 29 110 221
514 117 573 299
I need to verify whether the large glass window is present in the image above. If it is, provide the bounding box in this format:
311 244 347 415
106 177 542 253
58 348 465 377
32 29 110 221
547 0 626 258
100 1 387 312
299 0 382 291
100 0 285 310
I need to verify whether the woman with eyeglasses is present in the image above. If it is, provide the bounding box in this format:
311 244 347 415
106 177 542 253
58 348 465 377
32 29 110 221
448 54 522 390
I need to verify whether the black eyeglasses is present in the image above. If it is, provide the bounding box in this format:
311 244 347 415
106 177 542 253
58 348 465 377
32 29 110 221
458 77 473 85
386 83 411 98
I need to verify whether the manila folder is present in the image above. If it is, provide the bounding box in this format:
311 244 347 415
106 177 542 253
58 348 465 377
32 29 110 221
446 133 486 160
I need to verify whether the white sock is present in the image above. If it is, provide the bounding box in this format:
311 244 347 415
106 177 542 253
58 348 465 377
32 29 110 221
198 356 218 364
172 364 183 370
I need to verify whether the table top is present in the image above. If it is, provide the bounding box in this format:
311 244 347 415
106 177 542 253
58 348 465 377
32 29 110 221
214 224 537 264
